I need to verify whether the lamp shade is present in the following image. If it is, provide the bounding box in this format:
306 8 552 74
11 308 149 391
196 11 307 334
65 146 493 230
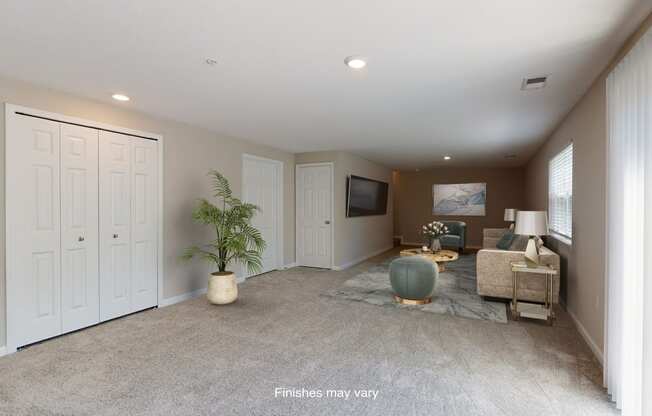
514 211 549 236
504 208 517 222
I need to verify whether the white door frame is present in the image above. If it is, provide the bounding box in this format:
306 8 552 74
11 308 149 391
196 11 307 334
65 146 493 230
241 153 284 278
4 103 165 354
295 162 335 269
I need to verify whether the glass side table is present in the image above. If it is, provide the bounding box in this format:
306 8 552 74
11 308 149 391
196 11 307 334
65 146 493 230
510 262 558 325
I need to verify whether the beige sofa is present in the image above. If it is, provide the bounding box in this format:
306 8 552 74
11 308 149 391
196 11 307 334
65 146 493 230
476 228 560 303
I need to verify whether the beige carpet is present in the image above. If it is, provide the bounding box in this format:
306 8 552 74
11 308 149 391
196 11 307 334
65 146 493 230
0 248 615 415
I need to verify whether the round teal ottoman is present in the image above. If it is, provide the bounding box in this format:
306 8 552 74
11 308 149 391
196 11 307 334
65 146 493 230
389 256 438 304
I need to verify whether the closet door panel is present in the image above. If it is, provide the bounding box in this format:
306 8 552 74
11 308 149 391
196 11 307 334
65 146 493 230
60 125 100 332
7 116 62 347
99 131 132 321
130 138 158 310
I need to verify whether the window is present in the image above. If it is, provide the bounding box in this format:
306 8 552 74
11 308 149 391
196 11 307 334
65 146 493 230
548 143 573 242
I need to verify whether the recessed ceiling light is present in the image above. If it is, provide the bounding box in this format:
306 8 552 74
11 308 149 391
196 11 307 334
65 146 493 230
112 94 130 102
205 58 218 66
443 156 452 161
344 56 367 69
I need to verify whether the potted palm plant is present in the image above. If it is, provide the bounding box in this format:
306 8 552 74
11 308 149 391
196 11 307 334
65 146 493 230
182 170 266 304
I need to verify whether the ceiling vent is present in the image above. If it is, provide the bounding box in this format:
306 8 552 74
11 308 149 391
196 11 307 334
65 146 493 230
521 76 548 90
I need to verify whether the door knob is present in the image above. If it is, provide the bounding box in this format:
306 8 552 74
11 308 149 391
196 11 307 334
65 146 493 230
325 220 331 225
78 236 85 242
113 234 119 239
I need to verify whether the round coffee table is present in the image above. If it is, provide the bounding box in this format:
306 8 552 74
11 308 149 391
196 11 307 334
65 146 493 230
399 248 459 272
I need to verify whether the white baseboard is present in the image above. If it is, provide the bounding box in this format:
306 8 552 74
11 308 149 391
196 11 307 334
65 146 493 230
159 287 207 307
0 346 7 358
565 304 604 366
280 262 298 270
333 245 394 271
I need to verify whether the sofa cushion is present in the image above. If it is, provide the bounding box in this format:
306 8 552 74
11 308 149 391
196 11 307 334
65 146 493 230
495 231 515 250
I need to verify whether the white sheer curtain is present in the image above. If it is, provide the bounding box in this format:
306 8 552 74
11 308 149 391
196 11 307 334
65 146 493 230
606 27 652 415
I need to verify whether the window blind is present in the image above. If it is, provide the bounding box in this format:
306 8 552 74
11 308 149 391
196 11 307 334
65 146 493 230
548 143 573 240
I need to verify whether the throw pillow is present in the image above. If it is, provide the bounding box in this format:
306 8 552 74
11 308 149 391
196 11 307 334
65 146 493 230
496 231 515 250
510 235 530 251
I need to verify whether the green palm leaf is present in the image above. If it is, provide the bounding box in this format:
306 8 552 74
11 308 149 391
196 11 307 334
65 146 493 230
181 170 266 274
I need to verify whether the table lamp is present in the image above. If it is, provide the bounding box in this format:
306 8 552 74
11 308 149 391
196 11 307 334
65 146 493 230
504 209 518 230
514 211 548 267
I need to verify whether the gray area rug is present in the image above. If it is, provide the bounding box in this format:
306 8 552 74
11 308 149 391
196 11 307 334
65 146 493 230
324 254 508 323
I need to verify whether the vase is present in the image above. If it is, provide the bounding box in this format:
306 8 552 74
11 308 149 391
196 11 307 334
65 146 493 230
207 272 238 304
430 238 442 252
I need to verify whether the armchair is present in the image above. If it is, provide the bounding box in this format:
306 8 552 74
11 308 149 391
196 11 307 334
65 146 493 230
439 221 466 253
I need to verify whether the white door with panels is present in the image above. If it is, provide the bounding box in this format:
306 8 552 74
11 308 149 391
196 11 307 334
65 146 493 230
99 132 159 321
130 138 158 310
7 116 63 347
99 131 133 321
296 164 333 269
5 105 161 352
242 155 282 276
60 124 100 333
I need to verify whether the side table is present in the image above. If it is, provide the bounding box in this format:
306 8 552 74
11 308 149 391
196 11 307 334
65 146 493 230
510 262 557 325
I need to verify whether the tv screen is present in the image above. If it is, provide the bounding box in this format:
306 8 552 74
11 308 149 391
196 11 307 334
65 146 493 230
346 175 389 217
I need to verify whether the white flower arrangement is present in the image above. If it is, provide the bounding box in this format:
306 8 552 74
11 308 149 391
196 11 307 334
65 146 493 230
422 221 449 239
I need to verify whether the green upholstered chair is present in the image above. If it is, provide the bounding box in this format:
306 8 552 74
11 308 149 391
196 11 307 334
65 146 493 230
389 256 438 304
440 221 467 253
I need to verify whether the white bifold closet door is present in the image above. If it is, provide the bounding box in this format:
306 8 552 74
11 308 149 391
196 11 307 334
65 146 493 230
129 136 158 312
99 131 158 321
7 109 159 350
99 131 132 320
9 116 64 347
60 124 100 333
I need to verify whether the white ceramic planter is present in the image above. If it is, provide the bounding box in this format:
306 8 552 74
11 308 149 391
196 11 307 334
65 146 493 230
207 272 238 305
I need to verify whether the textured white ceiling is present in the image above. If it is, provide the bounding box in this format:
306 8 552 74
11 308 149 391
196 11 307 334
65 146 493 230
1 1 650 169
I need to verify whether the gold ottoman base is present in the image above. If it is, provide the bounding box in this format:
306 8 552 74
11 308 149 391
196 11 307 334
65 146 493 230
393 295 432 305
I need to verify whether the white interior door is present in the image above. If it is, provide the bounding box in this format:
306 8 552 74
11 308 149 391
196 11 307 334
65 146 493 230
130 137 158 310
296 164 333 269
7 115 62 347
242 155 280 276
99 131 132 321
60 124 100 332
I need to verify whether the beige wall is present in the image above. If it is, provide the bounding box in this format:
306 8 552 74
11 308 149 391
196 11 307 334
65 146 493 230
525 13 652 362
394 167 526 248
295 151 394 268
0 76 296 348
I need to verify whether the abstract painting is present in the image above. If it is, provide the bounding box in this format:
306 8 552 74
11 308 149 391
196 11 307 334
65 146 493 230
432 183 486 216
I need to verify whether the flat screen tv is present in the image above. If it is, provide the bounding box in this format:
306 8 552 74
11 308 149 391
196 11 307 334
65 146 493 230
346 175 389 217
